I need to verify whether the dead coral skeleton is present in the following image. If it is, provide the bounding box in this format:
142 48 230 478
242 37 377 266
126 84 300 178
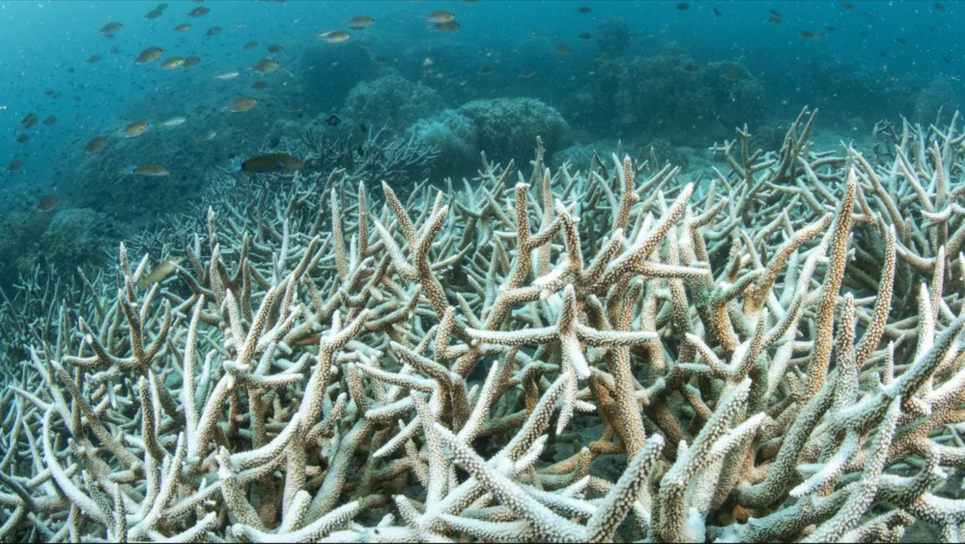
3 108 965 542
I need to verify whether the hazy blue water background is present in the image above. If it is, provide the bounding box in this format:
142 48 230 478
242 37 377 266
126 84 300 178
0 0 961 202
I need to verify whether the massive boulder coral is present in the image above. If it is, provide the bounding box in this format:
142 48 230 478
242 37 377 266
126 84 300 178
2 108 965 543
456 97 572 166
342 69 446 132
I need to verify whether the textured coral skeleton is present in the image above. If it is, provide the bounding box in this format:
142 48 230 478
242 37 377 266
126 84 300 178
3 107 965 542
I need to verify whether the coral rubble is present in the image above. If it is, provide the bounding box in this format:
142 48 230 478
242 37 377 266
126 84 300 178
3 108 965 543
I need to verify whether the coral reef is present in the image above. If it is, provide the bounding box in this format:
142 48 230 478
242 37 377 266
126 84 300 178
456 97 572 166
406 109 479 180
342 70 445 133
590 44 765 145
3 108 965 543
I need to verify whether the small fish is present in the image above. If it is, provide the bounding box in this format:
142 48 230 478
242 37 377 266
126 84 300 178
684 63 699 72
520 68 536 78
326 114 341 126
944 56 951 63
120 164 170 177
110 195 127 208
86 54 101 63
676 2 690 10
598 53 613 63
134 46 163 64
42 115 57 126
243 41 259 50
213 71 240 80
99 21 123 35
769 9 782 17
423 10 456 23
145 9 163 19
159 56 185 69
85 136 108 153
173 23 192 32
827 26 836 32
205 26 222 36
863 11 873 18
316 30 350 43
157 3 168 10
194 130 217 143
156 116 186 128
896 37 907 45
578 32 592 40
6 158 23 171
188 6 209 16
226 96 258 112
359 123 368 133
767 15 782 23
253 57 280 73
139 257 184 288
233 22 248 28
555 45 572 54
110 46 120 54
347 15 375 29
577 7 592 14
480 65 496 74
21 113 38 129
233 153 305 173
860 30 868 36
356 144 364 157
15 134 28 144
841 2 855 9
268 44 285 54
800 31 815 39
432 21 460 32
713 7 723 17
935 3 946 12
725 68 742 81
121 120 150 138
252 80 269 90
37 195 59 212
183 56 201 67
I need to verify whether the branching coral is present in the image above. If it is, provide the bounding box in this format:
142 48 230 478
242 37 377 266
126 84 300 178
3 108 965 543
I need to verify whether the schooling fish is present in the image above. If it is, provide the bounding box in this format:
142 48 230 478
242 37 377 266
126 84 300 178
121 120 150 138
213 71 240 80
233 153 305 173
347 15 375 29
316 30 351 43
159 56 185 69
139 257 184 288
205 26 223 36
253 58 280 73
183 56 201 67
120 164 170 177
225 96 258 112
423 10 456 23
134 46 163 64
85 136 108 153
37 195 59 212
99 21 123 35
156 116 186 128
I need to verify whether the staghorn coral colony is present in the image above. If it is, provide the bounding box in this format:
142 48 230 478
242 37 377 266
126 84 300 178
2 104 965 543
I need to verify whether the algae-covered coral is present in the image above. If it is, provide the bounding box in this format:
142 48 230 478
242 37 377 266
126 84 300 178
3 106 965 543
